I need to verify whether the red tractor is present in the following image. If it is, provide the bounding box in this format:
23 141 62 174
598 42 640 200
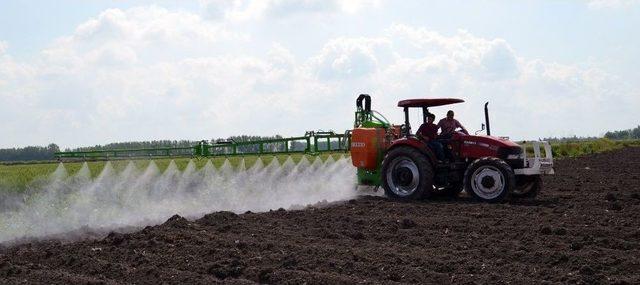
349 94 554 202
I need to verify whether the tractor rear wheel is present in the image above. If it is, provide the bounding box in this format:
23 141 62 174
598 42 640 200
464 157 515 203
381 146 434 200
512 175 542 199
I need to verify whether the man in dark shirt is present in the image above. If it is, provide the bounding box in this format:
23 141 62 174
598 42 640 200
417 113 445 161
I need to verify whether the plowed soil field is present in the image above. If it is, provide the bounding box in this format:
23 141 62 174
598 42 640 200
1 148 639 284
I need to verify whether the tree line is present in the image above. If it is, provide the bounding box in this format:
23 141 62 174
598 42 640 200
539 126 640 143
0 144 61 162
604 125 640 140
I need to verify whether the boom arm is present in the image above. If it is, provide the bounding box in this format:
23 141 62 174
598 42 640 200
54 132 349 161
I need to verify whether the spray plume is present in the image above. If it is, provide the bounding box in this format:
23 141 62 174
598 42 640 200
0 156 356 243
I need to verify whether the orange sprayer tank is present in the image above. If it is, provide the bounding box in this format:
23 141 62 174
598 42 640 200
350 128 387 170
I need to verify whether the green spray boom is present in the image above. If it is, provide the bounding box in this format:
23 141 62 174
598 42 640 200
54 131 349 161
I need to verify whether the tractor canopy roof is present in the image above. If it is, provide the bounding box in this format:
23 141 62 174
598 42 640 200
397 98 464 108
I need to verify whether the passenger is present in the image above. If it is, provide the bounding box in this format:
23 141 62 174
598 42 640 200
416 113 445 161
437 110 469 138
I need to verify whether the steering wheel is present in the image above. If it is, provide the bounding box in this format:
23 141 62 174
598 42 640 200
400 124 412 136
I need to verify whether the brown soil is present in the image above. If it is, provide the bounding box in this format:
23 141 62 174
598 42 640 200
1 147 639 284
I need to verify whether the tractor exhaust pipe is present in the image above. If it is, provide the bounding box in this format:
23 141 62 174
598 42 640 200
356 94 371 112
484 102 491 136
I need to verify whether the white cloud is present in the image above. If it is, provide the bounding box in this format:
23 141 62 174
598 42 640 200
479 39 519 80
0 41 37 102
0 6 637 148
267 43 296 69
0 6 354 147
384 25 521 81
55 7 241 61
309 37 390 80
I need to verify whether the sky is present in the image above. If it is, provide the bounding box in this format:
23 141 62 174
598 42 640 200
0 0 639 148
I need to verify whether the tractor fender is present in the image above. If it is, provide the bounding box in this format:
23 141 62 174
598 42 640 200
386 137 438 166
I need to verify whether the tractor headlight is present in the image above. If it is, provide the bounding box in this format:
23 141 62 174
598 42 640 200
507 153 525 160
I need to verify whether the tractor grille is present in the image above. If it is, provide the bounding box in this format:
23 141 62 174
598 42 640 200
498 146 525 169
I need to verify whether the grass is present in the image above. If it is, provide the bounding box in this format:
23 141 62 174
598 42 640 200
0 152 347 193
519 138 640 158
548 138 640 158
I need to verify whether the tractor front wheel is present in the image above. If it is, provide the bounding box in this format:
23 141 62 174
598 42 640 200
381 146 434 200
464 157 515 203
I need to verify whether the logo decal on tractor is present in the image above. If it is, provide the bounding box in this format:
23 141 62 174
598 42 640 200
464 141 498 150
351 142 366 148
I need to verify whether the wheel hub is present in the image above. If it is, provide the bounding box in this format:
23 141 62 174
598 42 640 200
481 176 495 188
471 165 505 200
395 167 414 186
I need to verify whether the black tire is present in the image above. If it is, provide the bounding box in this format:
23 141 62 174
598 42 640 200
464 157 515 203
512 175 542 199
381 146 434 200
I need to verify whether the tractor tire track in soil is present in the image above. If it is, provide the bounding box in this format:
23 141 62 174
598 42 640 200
1 147 639 284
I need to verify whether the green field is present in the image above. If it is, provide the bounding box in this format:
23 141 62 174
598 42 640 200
0 153 347 193
548 138 640 158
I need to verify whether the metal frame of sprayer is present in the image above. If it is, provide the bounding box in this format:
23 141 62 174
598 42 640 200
54 131 349 161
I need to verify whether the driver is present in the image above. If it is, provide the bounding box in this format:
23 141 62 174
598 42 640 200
416 113 445 161
437 110 468 138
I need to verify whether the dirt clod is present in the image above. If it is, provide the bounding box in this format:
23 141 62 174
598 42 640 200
106 232 125 246
580 265 596 275
570 242 583 250
605 193 617 201
540 226 553 235
207 259 245 279
163 214 189 228
199 211 237 226
553 228 567 235
609 203 623 211
399 218 417 229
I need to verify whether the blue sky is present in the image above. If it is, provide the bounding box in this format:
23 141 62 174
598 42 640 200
1 0 639 148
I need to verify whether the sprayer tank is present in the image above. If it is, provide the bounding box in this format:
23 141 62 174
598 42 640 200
350 128 386 170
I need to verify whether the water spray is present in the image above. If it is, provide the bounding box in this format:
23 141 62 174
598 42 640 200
0 156 356 243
